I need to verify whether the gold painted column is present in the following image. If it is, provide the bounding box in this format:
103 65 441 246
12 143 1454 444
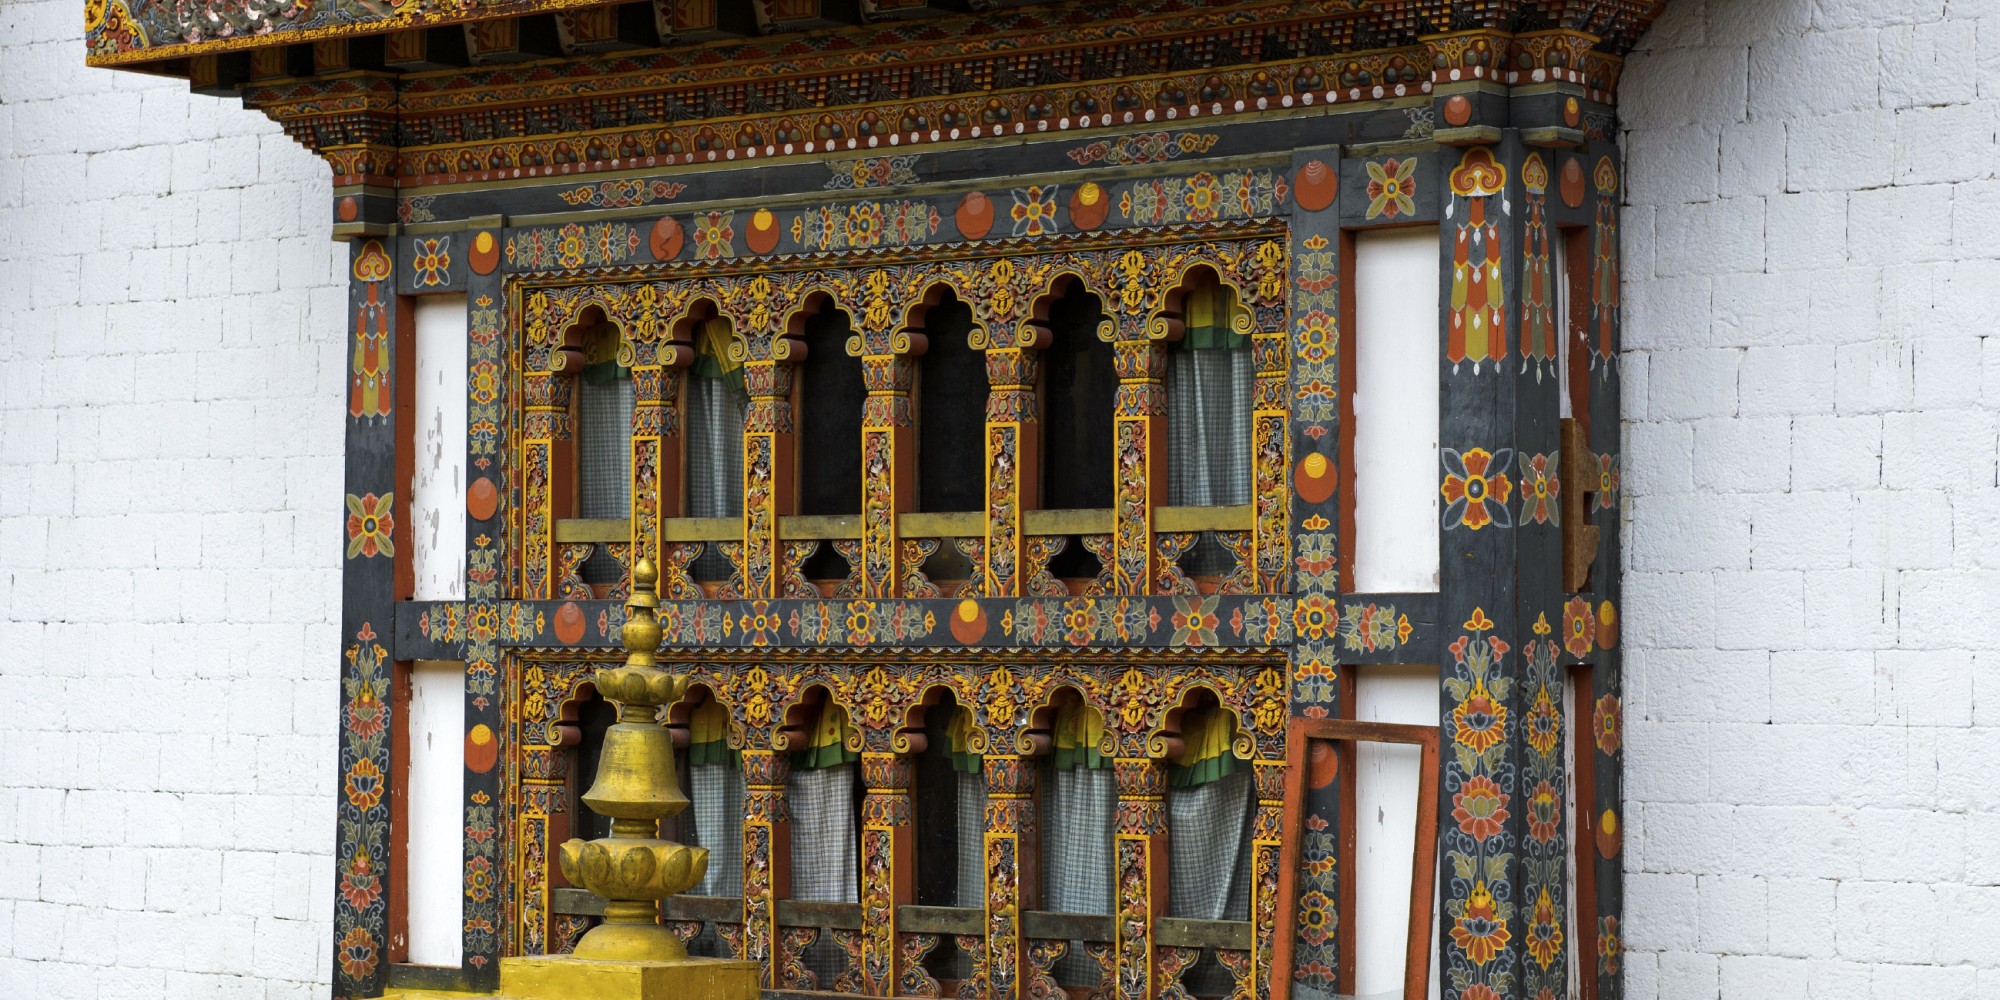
629 335 692 586
740 747 792 986
521 367 576 599
1249 759 1287 1000
1249 324 1291 593
980 345 1041 596
1112 757 1167 1000
983 754 1038 1000
737 354 796 599
1111 339 1166 595
858 751 914 995
848 270 921 597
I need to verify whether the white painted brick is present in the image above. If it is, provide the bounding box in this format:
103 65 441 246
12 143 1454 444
1787 111 1898 191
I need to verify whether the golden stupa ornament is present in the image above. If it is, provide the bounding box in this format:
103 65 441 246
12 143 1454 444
557 557 706 961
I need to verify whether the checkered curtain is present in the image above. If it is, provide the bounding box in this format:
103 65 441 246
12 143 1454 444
579 365 635 519
686 761 744 898
1167 769 1255 921
956 770 988 909
686 372 748 581
1167 286 1254 576
1043 700 1116 985
788 762 858 983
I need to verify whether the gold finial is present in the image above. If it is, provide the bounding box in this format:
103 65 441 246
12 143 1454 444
558 553 702 962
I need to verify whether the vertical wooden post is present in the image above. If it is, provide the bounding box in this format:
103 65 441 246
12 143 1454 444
858 752 914 995
1435 135 1528 1000
334 237 404 1000
459 234 507 984
1278 145 1345 1000
741 748 793 987
1112 757 1167 1000
979 345 1040 597
1111 338 1165 595
850 270 920 597
738 356 795 598
983 754 1038 1000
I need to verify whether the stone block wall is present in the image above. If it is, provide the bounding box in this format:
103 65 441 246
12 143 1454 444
0 0 345 997
1620 1 2000 996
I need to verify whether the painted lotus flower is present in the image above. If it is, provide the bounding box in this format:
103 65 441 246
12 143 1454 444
346 683 387 740
337 926 378 980
1526 779 1562 843
343 758 385 811
1526 886 1565 969
1452 677 1508 754
1452 774 1511 842
1525 685 1561 757
1443 447 1515 530
337 846 381 911
1450 880 1512 966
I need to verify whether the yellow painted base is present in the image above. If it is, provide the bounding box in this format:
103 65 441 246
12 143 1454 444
499 954 761 1000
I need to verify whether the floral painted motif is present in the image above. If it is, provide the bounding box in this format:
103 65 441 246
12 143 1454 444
1337 602 1410 654
1564 596 1596 659
692 211 737 260
1118 168 1288 226
1442 448 1515 531
507 222 642 270
1593 693 1621 757
1525 780 1561 843
1447 147 1510 373
1009 185 1060 236
345 493 395 559
791 200 942 251
1449 880 1512 966
1524 686 1560 757
1443 609 1517 997
1065 131 1220 166
1524 887 1565 970
411 236 452 287
1365 157 1417 220
337 926 379 980
1597 915 1621 976
1595 453 1621 510
556 178 687 208
824 154 921 189
1518 452 1559 526
1452 775 1511 842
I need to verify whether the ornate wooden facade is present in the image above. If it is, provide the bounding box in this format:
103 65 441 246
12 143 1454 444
88 2 1663 999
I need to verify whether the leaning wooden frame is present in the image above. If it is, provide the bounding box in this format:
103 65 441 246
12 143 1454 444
1272 717 1441 1000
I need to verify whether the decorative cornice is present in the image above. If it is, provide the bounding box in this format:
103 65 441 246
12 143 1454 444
238 0 1646 190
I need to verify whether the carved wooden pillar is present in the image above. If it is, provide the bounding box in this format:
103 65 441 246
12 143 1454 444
983 753 1037 1000
738 351 797 598
849 270 922 597
858 751 914 995
628 325 692 579
1112 756 1167 1000
980 345 1040 597
1249 759 1287 1000
742 748 793 987
520 369 577 599
1111 339 1166 595
1230 238 1294 594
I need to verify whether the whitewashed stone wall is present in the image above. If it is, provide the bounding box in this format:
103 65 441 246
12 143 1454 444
0 0 346 996
1620 1 2000 997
